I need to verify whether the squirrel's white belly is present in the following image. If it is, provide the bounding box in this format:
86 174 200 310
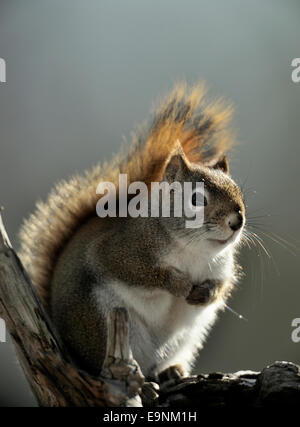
104 280 223 375
96 248 233 376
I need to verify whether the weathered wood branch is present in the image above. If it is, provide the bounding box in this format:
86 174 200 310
0 211 299 407
0 211 143 407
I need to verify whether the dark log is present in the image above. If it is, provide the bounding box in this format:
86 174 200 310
158 361 300 407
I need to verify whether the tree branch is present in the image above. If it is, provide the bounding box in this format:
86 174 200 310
0 211 143 406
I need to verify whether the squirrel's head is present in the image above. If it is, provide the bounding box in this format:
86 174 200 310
159 143 246 255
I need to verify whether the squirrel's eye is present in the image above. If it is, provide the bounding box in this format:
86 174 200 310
191 191 207 207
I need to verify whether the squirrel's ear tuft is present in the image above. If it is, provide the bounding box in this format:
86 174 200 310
163 141 190 181
209 155 230 174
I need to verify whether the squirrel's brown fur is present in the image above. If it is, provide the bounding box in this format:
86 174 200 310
18 82 235 310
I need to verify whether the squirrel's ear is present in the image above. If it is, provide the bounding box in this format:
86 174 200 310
163 141 189 181
209 155 230 174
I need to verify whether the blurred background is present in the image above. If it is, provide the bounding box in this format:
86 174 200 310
0 0 299 406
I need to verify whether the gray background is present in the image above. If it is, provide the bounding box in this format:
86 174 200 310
0 0 299 406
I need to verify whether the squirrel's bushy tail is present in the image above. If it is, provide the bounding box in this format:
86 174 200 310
19 82 235 310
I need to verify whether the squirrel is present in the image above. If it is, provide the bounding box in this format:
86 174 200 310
18 83 246 381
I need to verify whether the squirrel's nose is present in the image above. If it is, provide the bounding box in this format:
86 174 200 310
228 211 243 231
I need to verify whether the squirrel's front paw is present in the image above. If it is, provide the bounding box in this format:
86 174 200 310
185 279 220 305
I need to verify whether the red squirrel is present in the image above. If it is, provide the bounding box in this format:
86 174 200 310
19 83 245 380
